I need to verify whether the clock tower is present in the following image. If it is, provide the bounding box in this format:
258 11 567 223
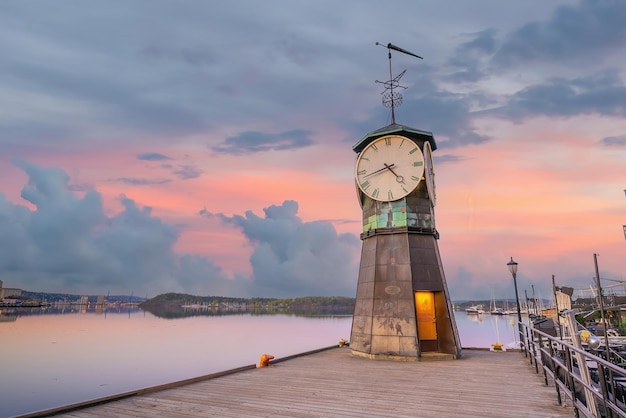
349 43 461 360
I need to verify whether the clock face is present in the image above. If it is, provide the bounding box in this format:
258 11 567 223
355 135 424 202
423 141 436 207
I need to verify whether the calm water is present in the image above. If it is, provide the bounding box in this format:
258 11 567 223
0 309 518 417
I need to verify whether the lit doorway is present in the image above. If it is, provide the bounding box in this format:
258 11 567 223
415 291 438 352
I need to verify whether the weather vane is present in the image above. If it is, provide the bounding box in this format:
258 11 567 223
375 42 423 124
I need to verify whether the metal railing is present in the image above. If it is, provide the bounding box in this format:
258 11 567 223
520 321 626 418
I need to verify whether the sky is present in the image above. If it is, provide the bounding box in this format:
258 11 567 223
0 0 624 301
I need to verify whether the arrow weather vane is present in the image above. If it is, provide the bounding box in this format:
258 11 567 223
375 42 423 124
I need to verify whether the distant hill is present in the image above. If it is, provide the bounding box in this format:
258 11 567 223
140 292 355 318
17 290 355 313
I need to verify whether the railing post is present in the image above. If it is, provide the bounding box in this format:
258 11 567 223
518 321 526 356
532 330 539 374
525 323 531 358
548 340 563 405
597 365 617 418
565 310 599 417
521 322 528 357
527 326 536 367
540 338 549 386
563 347 581 417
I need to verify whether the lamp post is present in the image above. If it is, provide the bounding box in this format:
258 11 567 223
507 257 524 354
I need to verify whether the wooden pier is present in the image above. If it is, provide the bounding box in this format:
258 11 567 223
25 347 572 418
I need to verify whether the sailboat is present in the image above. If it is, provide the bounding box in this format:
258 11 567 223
490 290 505 315
491 306 505 315
503 299 516 315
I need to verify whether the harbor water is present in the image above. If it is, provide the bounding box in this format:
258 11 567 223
1 309 519 417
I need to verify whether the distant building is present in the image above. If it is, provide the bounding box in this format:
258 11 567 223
556 289 572 312
0 280 22 301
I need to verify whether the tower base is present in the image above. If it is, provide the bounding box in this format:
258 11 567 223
351 350 458 362
350 232 461 359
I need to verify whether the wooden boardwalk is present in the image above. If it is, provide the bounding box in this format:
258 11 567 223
31 348 573 418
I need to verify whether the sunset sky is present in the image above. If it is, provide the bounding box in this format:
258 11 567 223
0 0 624 301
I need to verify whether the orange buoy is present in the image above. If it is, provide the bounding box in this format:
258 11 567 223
257 353 275 368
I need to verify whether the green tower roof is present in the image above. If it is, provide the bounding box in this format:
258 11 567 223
352 123 437 153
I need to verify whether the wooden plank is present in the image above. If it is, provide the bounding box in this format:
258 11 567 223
36 348 572 418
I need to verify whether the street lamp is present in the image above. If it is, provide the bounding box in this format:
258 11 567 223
507 257 524 353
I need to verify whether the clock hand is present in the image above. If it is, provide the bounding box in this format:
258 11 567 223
363 163 395 178
384 163 405 183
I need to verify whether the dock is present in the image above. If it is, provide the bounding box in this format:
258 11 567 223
24 347 572 418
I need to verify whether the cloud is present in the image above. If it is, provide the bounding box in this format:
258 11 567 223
446 29 497 83
437 1 626 127
119 155 202 184
434 154 467 165
137 152 172 161
484 71 626 120
1 161 359 298
139 45 217 67
600 135 626 146
115 177 172 186
201 200 360 297
492 0 626 68
4 58 207 144
401 93 490 147
0 161 230 295
171 165 203 180
210 130 315 155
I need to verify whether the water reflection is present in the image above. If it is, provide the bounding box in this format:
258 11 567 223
0 309 352 417
0 310 18 322
0 305 144 322
465 313 485 324
454 311 526 349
